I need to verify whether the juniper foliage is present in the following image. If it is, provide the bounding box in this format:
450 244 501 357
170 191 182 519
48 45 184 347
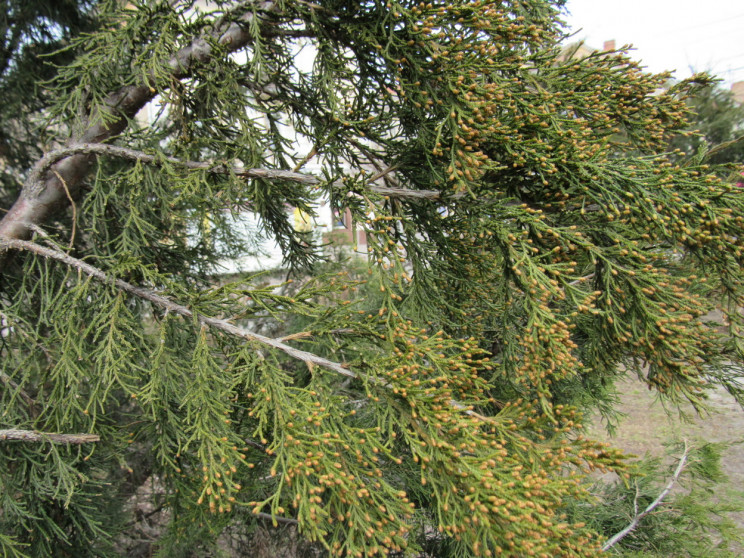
1 1 744 557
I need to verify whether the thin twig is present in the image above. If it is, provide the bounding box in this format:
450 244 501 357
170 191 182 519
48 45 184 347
24 142 446 201
705 133 744 161
123 503 168 529
602 442 690 551
273 327 355 342
0 372 36 409
568 273 595 286
244 438 268 452
254 511 299 526
366 165 400 184
292 144 319 173
0 428 100 444
29 224 50 238
52 170 76 251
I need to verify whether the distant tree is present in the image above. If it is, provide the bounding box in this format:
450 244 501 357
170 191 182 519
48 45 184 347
1 1 744 557
669 81 744 168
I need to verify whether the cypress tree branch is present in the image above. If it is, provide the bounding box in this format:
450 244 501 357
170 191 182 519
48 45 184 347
0 237 485 421
0 237 358 380
23 142 447 201
7 2 738 553
0 0 281 253
0 428 100 444
602 442 691 551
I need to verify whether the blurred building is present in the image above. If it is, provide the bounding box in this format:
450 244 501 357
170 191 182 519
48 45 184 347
731 81 744 104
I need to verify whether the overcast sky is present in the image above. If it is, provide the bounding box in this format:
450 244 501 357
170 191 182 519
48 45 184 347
561 1 744 88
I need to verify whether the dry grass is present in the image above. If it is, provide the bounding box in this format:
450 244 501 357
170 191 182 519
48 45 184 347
586 377 744 530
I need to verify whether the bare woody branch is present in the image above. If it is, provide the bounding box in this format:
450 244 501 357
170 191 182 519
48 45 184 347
0 429 100 444
24 142 448 201
602 442 691 551
0 0 281 252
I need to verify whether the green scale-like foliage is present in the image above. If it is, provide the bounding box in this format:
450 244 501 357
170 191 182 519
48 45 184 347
1 0 744 557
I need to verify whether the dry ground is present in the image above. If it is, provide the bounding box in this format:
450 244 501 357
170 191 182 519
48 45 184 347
586 376 744 530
